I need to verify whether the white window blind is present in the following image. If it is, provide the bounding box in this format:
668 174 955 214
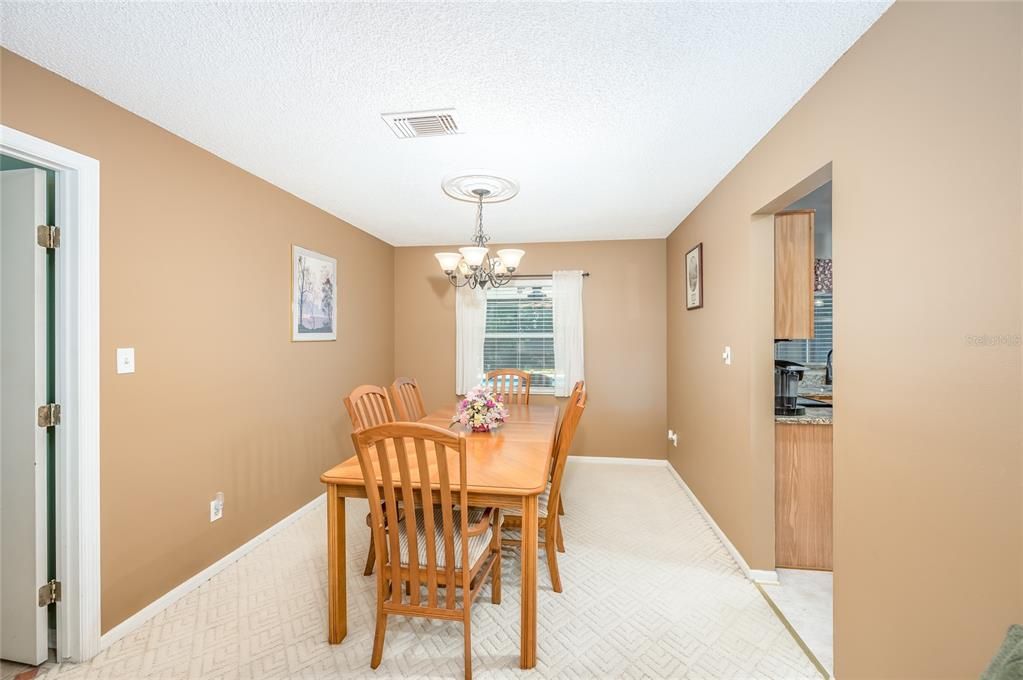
483 281 555 393
775 293 833 365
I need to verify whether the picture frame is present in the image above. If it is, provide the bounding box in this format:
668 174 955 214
685 242 703 310
292 245 338 341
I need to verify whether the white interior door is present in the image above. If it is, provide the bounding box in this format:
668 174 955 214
0 168 49 665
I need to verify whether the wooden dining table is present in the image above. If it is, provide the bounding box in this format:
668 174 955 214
320 402 559 669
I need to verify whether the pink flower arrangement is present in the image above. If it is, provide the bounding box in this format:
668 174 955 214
452 385 510 432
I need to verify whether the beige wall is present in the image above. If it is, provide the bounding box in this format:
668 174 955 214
1 49 395 631
665 3 1022 679
4 3 1021 673
395 240 666 459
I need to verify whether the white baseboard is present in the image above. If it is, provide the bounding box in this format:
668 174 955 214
567 455 668 466
100 493 326 650
662 462 779 585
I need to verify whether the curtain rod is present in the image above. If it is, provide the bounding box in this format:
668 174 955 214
504 272 590 280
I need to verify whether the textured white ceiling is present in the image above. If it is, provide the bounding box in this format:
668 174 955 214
0 2 889 246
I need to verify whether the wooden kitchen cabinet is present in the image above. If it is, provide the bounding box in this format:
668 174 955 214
775 423 833 570
774 210 815 339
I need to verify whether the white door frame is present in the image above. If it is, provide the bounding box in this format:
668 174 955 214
1 125 101 662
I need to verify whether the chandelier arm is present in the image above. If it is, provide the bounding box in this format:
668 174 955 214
448 273 471 288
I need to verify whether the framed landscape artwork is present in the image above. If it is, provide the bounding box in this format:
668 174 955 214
685 242 703 310
292 245 338 341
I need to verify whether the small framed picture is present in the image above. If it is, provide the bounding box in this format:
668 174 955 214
685 243 703 310
292 245 338 341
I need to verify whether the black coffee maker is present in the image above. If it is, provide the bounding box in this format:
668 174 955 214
774 360 806 416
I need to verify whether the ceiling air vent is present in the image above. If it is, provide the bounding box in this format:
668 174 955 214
381 109 461 139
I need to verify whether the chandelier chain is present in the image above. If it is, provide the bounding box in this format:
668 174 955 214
473 193 490 247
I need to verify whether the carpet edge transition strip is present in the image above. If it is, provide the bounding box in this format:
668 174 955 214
755 582 831 680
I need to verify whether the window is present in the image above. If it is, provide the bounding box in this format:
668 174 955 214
483 281 554 393
775 293 832 365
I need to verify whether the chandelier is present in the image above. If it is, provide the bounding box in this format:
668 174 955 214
434 179 524 289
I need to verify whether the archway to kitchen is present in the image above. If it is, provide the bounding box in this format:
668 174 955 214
750 162 834 677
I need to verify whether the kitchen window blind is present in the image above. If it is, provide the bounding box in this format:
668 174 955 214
775 293 833 366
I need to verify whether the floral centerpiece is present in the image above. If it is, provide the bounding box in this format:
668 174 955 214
453 385 510 432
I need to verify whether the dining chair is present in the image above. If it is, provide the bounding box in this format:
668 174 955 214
343 384 396 431
352 422 502 680
554 380 584 526
343 384 397 576
389 376 426 421
485 368 532 405
502 387 586 592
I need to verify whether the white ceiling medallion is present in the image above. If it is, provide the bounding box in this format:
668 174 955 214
381 108 460 139
441 171 520 203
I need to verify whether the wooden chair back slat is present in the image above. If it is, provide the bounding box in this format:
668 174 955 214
344 385 395 431
547 388 587 523
413 438 439 607
394 437 421 605
434 440 458 609
390 377 427 421
374 440 404 604
458 434 472 597
485 368 532 405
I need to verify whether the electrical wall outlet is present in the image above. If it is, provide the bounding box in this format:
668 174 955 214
667 429 679 447
210 492 224 522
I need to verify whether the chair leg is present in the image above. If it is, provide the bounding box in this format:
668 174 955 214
558 497 565 516
492 542 502 605
370 606 387 668
364 541 376 576
545 527 562 593
463 611 473 680
555 515 565 553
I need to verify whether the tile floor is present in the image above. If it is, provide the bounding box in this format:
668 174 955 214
761 568 833 676
1 659 50 680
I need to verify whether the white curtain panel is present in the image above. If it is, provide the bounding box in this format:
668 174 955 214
553 270 585 397
455 284 488 395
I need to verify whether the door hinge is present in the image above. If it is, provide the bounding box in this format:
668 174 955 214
37 224 61 249
38 580 61 607
37 403 61 428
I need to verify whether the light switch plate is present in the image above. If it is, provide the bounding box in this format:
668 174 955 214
722 346 732 365
116 347 135 374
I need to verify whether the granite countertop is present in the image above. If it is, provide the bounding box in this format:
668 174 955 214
775 409 833 425
775 391 833 425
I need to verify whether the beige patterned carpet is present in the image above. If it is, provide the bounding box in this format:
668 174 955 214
40 463 820 679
